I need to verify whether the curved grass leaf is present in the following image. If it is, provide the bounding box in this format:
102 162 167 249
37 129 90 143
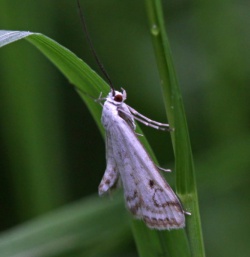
0 30 191 257
0 195 131 257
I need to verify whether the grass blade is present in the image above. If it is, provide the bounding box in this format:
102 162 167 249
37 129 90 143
0 195 131 257
0 30 68 219
0 30 190 257
145 1 206 256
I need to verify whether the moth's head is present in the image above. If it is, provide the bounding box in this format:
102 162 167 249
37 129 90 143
107 88 127 104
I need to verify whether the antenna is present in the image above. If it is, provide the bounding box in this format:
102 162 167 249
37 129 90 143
77 0 115 96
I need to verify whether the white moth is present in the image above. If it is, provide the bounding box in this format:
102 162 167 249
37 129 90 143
98 89 189 230
76 0 189 230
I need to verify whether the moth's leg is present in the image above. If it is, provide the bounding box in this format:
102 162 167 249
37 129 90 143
127 105 173 131
118 108 170 131
95 92 107 104
99 132 119 195
156 165 171 173
132 115 170 131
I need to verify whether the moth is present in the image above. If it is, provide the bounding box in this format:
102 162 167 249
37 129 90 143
98 89 188 230
77 0 189 230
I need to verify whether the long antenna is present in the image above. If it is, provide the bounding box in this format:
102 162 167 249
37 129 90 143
77 0 115 96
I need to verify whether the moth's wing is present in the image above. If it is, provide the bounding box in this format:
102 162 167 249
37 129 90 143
112 120 185 230
98 131 120 195
117 106 136 130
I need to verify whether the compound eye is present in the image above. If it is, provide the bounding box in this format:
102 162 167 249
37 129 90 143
114 94 123 102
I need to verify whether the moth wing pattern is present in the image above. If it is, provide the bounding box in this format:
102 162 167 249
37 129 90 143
110 111 185 230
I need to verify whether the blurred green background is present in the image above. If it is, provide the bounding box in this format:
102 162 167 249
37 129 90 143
0 0 249 256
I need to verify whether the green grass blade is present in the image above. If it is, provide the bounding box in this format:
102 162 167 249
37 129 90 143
145 1 205 257
0 30 109 136
0 30 190 257
0 30 68 218
0 194 131 257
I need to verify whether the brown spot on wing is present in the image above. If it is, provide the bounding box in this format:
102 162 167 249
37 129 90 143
143 215 184 230
149 180 154 188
